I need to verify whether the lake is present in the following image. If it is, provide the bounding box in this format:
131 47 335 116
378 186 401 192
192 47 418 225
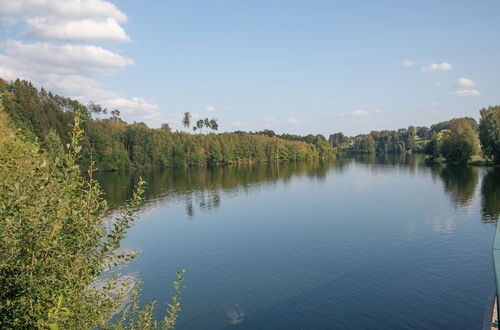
96 155 500 329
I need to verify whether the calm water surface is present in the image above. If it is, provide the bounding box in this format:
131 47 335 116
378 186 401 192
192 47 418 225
96 156 500 329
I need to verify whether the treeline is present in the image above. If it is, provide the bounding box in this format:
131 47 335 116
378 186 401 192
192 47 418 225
243 129 334 159
329 127 421 154
329 109 500 166
0 78 335 171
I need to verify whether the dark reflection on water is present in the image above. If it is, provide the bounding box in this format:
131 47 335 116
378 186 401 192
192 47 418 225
432 166 479 212
482 168 500 223
351 153 426 167
95 156 499 330
96 156 497 222
96 161 332 217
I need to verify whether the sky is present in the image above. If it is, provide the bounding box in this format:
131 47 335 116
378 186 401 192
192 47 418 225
0 0 499 136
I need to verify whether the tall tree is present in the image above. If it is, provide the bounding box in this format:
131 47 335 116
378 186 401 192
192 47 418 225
196 119 204 133
110 109 121 124
209 119 219 132
87 101 106 120
182 112 191 131
479 105 500 164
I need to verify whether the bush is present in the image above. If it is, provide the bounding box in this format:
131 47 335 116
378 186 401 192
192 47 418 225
0 109 184 329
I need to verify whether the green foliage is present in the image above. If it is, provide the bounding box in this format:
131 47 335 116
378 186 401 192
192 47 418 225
416 126 431 140
1 78 333 172
439 118 479 166
479 105 500 164
0 79 87 144
0 108 184 329
350 135 375 154
111 270 186 330
335 118 482 159
425 131 445 160
329 132 350 149
338 127 418 155
431 117 478 133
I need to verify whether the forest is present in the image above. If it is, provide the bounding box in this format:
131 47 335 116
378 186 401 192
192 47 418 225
329 109 500 166
2 78 499 170
0 79 335 172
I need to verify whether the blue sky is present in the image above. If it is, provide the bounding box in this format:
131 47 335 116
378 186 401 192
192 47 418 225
1 0 499 135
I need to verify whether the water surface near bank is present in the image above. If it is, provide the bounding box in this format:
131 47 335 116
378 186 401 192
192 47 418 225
96 156 500 329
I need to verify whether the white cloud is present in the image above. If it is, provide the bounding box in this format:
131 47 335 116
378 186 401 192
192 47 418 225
430 101 439 107
351 110 369 115
401 60 414 67
450 89 481 96
339 109 383 117
105 97 159 113
231 121 245 127
205 105 215 112
435 83 442 88
25 17 130 42
421 62 453 72
0 42 159 124
457 77 476 87
0 1 160 125
0 0 129 43
286 117 298 124
2 40 134 75
0 0 127 24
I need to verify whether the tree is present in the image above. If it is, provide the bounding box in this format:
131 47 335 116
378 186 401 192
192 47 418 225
161 123 172 132
110 109 121 124
196 119 204 133
182 112 191 131
479 105 500 164
425 132 443 160
352 135 375 154
209 119 219 132
87 101 107 120
0 109 185 329
329 132 347 148
203 118 210 131
439 118 479 166
1 78 335 169
431 117 478 133
416 126 430 140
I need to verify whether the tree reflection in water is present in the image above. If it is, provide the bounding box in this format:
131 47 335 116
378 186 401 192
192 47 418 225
481 168 500 223
96 157 499 224
431 166 479 211
96 160 331 217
